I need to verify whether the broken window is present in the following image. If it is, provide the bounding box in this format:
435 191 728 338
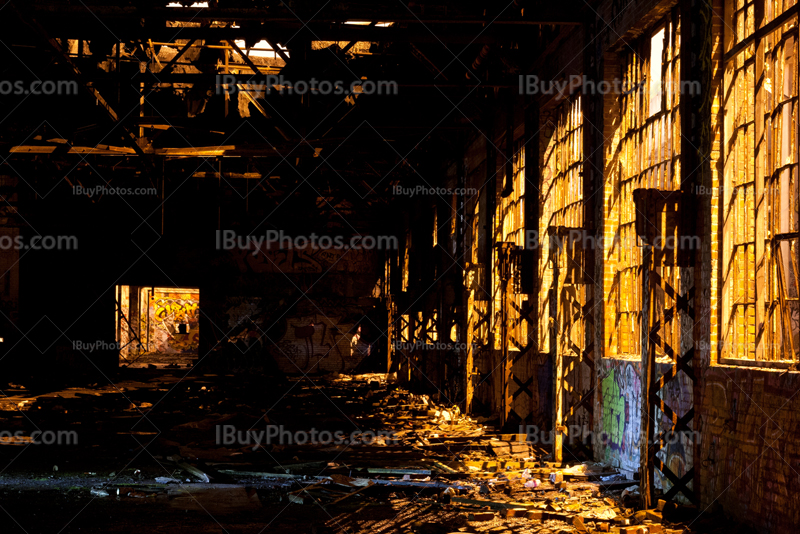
494 138 529 350
539 97 584 356
415 310 425 341
426 310 439 342
467 193 489 346
604 13 681 357
721 0 800 363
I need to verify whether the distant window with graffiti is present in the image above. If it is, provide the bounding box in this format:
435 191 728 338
150 288 200 354
115 285 200 367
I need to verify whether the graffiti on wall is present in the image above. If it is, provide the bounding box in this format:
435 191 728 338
150 290 200 353
270 313 370 374
596 357 694 488
697 368 800 529
222 297 269 350
654 367 694 499
229 246 375 274
219 296 372 373
597 359 642 473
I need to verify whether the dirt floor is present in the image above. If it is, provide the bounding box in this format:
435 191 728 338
0 371 755 534
119 350 197 369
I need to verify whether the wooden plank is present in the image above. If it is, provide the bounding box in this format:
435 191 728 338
452 497 539 510
263 37 290 64
29 5 584 25
366 468 431 475
159 38 197 75
8 144 325 158
9 2 153 173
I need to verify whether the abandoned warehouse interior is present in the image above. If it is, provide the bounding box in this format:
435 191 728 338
0 0 797 533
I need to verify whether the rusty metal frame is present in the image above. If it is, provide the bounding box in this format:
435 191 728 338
634 189 698 507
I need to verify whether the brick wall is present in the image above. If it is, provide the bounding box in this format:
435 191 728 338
697 366 800 532
686 0 800 530
438 5 800 530
517 0 800 529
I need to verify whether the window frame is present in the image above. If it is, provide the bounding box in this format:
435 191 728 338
603 11 682 359
718 0 800 367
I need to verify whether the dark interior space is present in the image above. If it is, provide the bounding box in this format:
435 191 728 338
0 1 794 533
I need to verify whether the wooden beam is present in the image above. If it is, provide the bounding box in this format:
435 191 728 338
10 145 136 155
192 172 264 179
263 37 290 64
225 40 293 141
226 39 265 75
8 1 157 180
22 24 551 44
410 43 449 81
158 38 197 75
8 144 318 158
29 4 584 25
498 242 515 426
147 39 162 69
120 72 520 88
342 22 376 54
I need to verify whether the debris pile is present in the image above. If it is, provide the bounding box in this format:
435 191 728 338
177 374 699 533
0 372 709 532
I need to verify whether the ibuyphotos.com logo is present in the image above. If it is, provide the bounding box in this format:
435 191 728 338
216 75 398 96
216 425 398 450
518 75 701 97
0 80 79 96
216 230 399 254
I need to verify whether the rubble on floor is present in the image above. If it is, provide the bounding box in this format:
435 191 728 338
0 372 747 533
221 374 698 534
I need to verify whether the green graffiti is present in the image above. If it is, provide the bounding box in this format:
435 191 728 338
602 369 625 449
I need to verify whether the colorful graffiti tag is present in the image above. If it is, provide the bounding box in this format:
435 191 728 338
270 314 369 374
601 369 626 449
596 359 642 473
150 290 200 353
596 356 693 491
219 297 372 373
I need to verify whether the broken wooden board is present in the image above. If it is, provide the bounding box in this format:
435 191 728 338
489 440 536 458
464 459 540 471
452 497 539 510
366 479 471 490
366 468 431 475
218 469 304 479
176 461 210 482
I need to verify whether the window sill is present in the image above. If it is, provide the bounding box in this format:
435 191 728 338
715 358 799 371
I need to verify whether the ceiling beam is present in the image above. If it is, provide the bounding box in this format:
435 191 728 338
158 38 197 75
9 1 156 178
29 4 584 25
117 72 521 88
8 144 320 158
25 24 549 44
342 21 376 54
